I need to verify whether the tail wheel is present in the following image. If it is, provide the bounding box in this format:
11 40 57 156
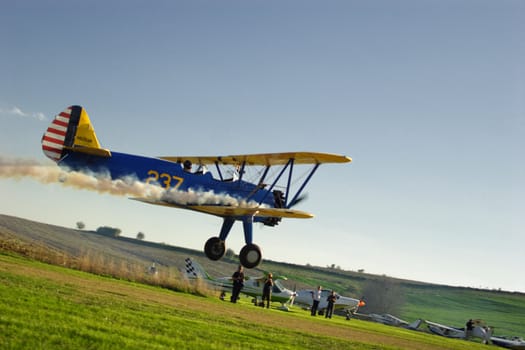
204 237 226 261
239 243 262 268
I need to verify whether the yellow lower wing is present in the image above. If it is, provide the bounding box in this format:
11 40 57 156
194 205 313 219
131 198 313 219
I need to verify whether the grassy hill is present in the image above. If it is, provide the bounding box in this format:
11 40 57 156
1 213 524 341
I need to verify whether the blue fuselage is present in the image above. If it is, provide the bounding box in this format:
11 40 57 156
58 151 275 210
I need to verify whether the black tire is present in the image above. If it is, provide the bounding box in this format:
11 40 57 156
239 243 262 268
204 237 226 261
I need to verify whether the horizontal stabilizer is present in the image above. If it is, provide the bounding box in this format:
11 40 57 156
63 146 111 157
130 198 314 219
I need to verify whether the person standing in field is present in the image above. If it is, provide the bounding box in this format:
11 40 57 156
262 272 274 309
325 290 337 319
465 319 474 339
311 285 322 316
231 265 245 303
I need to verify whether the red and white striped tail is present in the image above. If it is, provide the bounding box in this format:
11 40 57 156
41 106 73 162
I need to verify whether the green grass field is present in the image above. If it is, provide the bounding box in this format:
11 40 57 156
0 253 497 350
1 212 524 346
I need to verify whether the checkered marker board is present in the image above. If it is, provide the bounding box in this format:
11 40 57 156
184 258 199 278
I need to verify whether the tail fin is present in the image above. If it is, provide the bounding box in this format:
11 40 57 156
41 105 110 162
182 257 212 280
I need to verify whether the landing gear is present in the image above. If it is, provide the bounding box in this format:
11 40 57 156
204 217 263 268
204 237 225 261
239 243 262 269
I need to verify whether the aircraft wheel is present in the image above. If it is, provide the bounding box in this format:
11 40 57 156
204 237 226 261
239 243 262 268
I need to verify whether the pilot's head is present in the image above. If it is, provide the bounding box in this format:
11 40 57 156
183 160 192 171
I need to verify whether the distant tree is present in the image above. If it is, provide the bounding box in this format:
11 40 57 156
225 248 236 259
358 269 365 273
96 226 122 238
136 232 145 240
76 221 85 230
359 277 405 315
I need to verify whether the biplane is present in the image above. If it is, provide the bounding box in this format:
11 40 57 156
41 106 351 268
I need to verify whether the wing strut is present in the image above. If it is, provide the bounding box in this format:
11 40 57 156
257 165 270 187
219 214 254 245
242 216 253 244
214 161 224 180
219 218 235 240
254 159 293 205
288 163 320 208
285 159 295 205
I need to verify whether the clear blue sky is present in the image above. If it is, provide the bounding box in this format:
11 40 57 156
1 1 524 292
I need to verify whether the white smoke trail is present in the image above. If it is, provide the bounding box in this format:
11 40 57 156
0 106 46 121
0 156 259 207
0 156 63 184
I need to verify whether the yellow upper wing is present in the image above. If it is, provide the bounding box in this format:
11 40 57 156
159 152 351 166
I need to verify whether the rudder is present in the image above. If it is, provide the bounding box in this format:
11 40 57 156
42 105 109 162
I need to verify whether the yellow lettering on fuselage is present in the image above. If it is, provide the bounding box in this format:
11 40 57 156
145 170 183 189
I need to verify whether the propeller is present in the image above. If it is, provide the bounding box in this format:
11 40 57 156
289 284 297 306
288 193 308 208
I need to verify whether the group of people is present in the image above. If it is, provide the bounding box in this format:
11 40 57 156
230 265 274 309
230 266 337 319
310 285 337 318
